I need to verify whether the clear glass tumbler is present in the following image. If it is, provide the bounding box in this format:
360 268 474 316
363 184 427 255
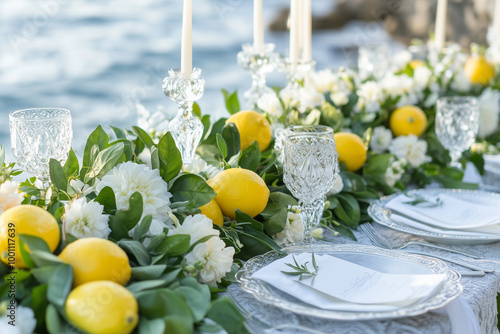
9 108 73 187
435 97 479 168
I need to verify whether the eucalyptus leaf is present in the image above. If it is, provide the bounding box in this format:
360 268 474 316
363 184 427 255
118 239 151 266
47 264 73 308
49 159 67 192
170 174 216 208
158 132 183 182
133 126 155 149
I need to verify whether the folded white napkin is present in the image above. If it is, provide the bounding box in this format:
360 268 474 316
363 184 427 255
392 214 500 235
252 253 446 312
385 194 500 233
440 296 481 334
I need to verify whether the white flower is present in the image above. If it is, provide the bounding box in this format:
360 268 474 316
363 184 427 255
0 181 24 215
327 173 344 195
297 87 325 113
380 73 417 107
357 81 383 113
185 237 235 286
414 66 433 90
0 304 36 334
389 135 430 168
391 50 412 72
478 88 500 138
330 91 349 106
69 179 93 197
423 92 439 108
137 103 170 133
370 126 393 154
257 93 284 118
311 228 324 239
95 162 173 236
183 156 221 180
273 207 304 246
311 69 337 93
279 88 300 108
451 69 471 93
137 148 152 169
169 214 218 246
384 157 407 187
65 198 110 239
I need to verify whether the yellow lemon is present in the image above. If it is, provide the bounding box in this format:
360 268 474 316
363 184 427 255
66 280 138 334
409 60 425 69
226 110 272 152
200 198 224 227
0 205 60 268
464 54 495 85
334 133 367 172
208 168 269 219
389 105 427 137
59 238 131 287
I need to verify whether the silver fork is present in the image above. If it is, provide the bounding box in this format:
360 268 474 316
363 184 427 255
360 223 494 274
359 223 482 258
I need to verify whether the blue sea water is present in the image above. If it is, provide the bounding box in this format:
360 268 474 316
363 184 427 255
0 0 396 162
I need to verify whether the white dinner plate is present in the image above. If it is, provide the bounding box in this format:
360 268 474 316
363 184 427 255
368 189 500 245
234 244 462 321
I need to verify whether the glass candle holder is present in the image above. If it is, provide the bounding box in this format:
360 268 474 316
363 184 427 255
163 68 205 165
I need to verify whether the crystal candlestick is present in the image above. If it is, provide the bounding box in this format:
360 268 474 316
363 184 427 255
279 58 316 100
163 68 205 165
237 43 278 108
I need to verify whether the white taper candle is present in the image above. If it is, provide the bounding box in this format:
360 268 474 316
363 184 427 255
494 0 500 36
302 0 312 62
181 0 192 76
434 0 447 51
289 0 299 64
254 0 264 51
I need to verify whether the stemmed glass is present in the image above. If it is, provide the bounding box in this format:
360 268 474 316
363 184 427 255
283 133 338 243
9 108 73 188
435 97 479 168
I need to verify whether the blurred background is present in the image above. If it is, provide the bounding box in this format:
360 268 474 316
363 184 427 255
0 0 495 160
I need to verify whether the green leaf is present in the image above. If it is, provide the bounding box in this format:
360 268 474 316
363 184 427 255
164 316 192 334
30 251 64 268
193 102 202 118
112 192 143 231
94 186 117 214
129 280 169 294
46 304 67 334
82 125 109 171
269 192 298 206
261 203 288 235
49 159 68 192
170 174 216 208
133 126 155 149
63 148 79 177
238 141 261 171
150 146 160 170
158 132 183 182
136 289 194 333
177 285 211 322
201 118 227 146
138 317 166 334
118 239 151 266
216 133 228 159
86 142 124 180
235 209 264 231
134 215 153 241
31 284 49 331
222 123 241 159
332 194 361 228
221 89 240 115
32 266 59 285
18 234 51 268
110 126 128 139
156 234 191 257
206 298 247 334
47 264 73 308
236 221 281 261
131 265 167 281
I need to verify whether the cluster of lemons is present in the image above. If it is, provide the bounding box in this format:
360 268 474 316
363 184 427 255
0 205 137 334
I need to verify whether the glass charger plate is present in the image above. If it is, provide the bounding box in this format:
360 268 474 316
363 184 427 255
234 244 462 321
368 188 500 245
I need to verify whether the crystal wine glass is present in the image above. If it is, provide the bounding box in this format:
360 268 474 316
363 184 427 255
435 97 479 168
283 133 338 243
9 108 73 187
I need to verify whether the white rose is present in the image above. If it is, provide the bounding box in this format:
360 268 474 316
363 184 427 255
370 126 393 154
413 66 433 90
478 88 500 138
257 93 284 118
297 88 325 113
327 173 344 195
451 69 471 93
0 304 36 334
65 198 110 239
389 135 430 168
183 156 221 180
169 214 219 246
311 69 337 93
0 181 24 215
272 208 304 246
185 236 235 287
330 91 349 106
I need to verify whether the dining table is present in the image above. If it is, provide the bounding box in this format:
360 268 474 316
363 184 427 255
227 217 500 334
